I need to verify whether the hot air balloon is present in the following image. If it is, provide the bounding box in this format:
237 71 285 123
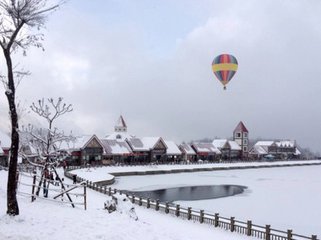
212 54 238 90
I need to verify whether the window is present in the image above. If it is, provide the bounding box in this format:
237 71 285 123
235 132 241 138
243 139 248 145
116 134 121 139
243 146 247 152
243 132 248 138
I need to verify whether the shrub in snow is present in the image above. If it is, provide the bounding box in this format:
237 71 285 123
104 193 138 221
104 198 117 213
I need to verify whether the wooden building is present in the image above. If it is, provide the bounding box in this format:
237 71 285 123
179 143 196 162
249 140 301 160
212 139 242 160
164 140 183 162
191 142 221 161
63 135 104 166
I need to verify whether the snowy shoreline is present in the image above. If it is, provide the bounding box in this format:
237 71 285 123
69 160 321 184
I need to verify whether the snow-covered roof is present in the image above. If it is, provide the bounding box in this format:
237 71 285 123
164 140 181 155
100 139 132 155
254 141 275 147
212 139 241 151
105 132 134 141
250 145 268 155
228 141 242 150
212 139 227 149
60 135 102 151
60 135 88 150
127 137 166 151
141 137 165 149
179 143 196 155
192 142 221 154
126 137 147 151
255 140 296 148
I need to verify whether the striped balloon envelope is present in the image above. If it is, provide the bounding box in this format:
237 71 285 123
212 54 238 90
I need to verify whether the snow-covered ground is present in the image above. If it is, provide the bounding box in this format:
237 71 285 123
0 168 250 240
110 163 321 237
2 161 321 239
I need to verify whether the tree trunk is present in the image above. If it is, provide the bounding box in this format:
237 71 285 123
4 49 20 215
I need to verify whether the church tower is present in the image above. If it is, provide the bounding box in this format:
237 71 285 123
114 115 127 133
233 121 249 159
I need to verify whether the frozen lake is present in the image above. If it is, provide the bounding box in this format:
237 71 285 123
112 165 321 237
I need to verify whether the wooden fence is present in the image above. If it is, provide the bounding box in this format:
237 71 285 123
65 166 319 240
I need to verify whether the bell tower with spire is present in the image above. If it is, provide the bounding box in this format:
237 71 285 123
115 115 127 133
233 121 249 159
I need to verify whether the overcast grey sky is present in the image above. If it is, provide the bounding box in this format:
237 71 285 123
1 0 321 152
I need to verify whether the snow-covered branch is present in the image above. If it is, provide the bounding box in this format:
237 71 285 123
30 98 73 125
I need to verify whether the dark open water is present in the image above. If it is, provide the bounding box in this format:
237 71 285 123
127 185 247 203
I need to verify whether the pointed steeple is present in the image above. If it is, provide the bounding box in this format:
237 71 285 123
233 121 248 134
115 115 127 132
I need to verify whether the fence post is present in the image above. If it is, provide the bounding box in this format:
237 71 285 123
311 235 317 240
199 210 204 223
139 197 142 206
247 220 252 236
287 230 292 240
147 198 150 208
113 188 117 194
214 213 219 227
230 217 235 232
104 186 107 194
31 174 36 202
84 185 87 210
175 204 180 217
266 225 271 240
187 207 192 220
155 199 159 211
165 202 169 214
108 187 111 196
131 195 135 204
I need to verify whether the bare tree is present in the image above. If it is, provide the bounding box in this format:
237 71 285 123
0 0 61 216
29 97 73 161
21 97 74 202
